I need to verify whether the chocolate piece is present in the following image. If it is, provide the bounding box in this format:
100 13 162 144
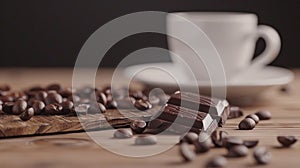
167 91 230 126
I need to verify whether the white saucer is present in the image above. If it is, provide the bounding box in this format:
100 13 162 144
124 63 294 104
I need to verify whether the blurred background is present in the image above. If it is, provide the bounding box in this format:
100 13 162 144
0 0 299 68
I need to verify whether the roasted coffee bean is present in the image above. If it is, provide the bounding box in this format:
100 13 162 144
228 106 244 119
97 92 107 105
46 83 62 91
113 129 133 139
255 110 271 120
277 136 298 147
0 84 10 91
116 97 135 109
134 99 152 111
12 100 27 115
194 133 212 153
246 114 260 124
28 86 45 92
130 120 147 134
68 95 80 103
74 104 89 115
2 102 14 114
44 104 63 115
179 142 196 162
87 103 106 114
59 88 73 98
0 95 14 102
243 140 259 148
32 100 45 115
222 137 243 149
206 156 227 168
34 91 48 100
180 132 199 144
253 147 271 165
227 145 248 157
45 92 63 105
107 100 118 109
20 108 34 121
135 134 157 145
10 92 27 100
238 118 256 130
61 100 74 114
211 130 229 147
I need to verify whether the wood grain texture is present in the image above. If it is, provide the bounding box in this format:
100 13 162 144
0 68 299 168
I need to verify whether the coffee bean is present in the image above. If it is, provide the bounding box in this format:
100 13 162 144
134 99 152 111
277 136 298 147
180 132 199 144
32 100 45 115
20 107 34 121
211 130 229 147
97 92 107 105
0 84 10 92
68 95 80 103
179 142 196 162
2 102 14 114
12 100 27 115
61 100 74 114
34 91 48 100
113 129 133 139
28 86 45 92
222 137 243 149
44 103 63 115
238 118 256 130
253 147 271 165
135 134 157 145
227 145 248 157
0 95 14 102
228 106 244 119
59 88 73 98
206 156 227 168
194 133 212 153
130 120 147 134
246 114 260 124
243 140 259 148
74 104 89 115
107 100 118 109
45 92 63 105
255 110 271 120
46 83 62 91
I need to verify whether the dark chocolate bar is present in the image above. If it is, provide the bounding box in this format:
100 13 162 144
145 91 230 135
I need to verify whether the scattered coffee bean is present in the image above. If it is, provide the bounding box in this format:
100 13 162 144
32 100 45 115
194 133 212 153
45 92 63 105
28 86 45 92
135 134 157 145
253 147 271 165
222 137 243 149
246 114 260 124
179 142 196 162
20 107 34 121
97 92 107 105
238 118 256 130
61 100 74 114
134 99 152 111
211 130 229 147
0 84 10 92
59 88 73 98
228 106 244 119
227 145 248 157
0 95 14 102
180 132 199 144
130 120 147 134
277 136 298 147
2 102 14 114
243 140 259 148
12 99 27 115
255 110 271 120
206 156 227 168
34 91 48 100
46 83 62 91
44 103 63 115
113 129 133 139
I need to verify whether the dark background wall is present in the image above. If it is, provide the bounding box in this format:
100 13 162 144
0 0 299 67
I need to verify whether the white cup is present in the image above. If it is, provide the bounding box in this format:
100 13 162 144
167 12 281 81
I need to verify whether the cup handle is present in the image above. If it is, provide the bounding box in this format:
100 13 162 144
250 25 281 69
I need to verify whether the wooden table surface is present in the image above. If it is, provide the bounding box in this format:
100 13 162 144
0 68 299 168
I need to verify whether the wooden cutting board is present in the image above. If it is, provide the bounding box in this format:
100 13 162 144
0 107 160 138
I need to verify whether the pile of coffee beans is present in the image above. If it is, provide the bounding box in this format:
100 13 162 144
238 110 271 130
0 84 157 121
